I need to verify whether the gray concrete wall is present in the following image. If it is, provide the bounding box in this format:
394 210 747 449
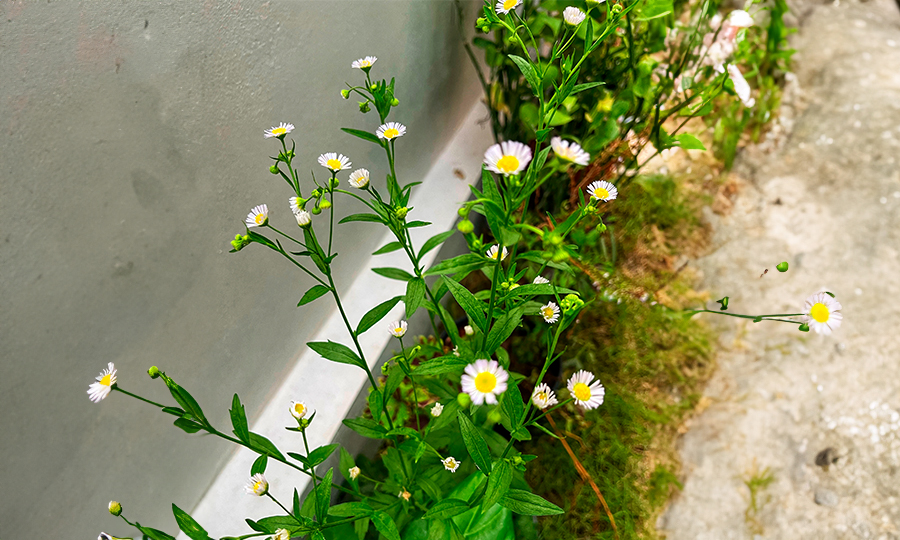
0 1 481 538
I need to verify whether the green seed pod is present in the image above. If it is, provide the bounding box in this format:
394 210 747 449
319 199 332 210
311 206 322 215
340 89 350 99
391 98 399 106
457 219 474 234
269 164 279 175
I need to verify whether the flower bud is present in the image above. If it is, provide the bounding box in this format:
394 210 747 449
370 84 378 91
311 206 322 215
457 392 471 408
329 176 340 189
457 219 474 234
612 3 623 14
340 89 350 99
391 98 399 106
269 164 279 175
487 409 502 424
147 366 160 379
776 261 789 272
394 206 408 220
798 324 810 332
108 501 122 516
319 199 332 210
458 206 469 218
311 188 322 198
359 101 370 113
431 402 444 417
560 293 584 313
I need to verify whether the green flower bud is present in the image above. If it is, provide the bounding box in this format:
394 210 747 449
716 296 729 311
340 89 350 99
311 188 322 198
458 206 469 218
487 409 502 424
612 3 623 14
457 392 471 408
359 101 370 113
511 455 525 466
551 247 569 263
798 323 810 332
370 84 378 91
457 219 474 234
148 366 160 379
329 176 340 189
391 98 399 106
776 261 789 272
311 206 322 215
394 207 408 220
595 222 607 233
269 164 279 175
319 199 332 210
560 293 584 314
108 501 122 516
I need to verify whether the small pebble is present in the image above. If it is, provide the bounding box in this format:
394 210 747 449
881 197 888 204
814 487 840 507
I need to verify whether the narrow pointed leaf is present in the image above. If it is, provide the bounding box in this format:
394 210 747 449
457 410 492 474
356 295 403 335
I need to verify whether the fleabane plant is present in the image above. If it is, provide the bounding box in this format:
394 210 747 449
87 3 835 540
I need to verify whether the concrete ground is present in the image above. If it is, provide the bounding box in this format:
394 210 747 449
658 0 900 538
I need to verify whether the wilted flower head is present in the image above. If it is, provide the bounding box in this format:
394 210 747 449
348 466 361 480
431 402 444 417
398 490 412 501
727 64 755 107
531 383 558 410
442 456 461 472
273 529 290 540
290 401 308 420
533 276 550 285
551 137 590 166
295 210 312 228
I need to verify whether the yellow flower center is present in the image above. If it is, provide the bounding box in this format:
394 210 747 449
474 372 497 393
542 307 556 319
535 391 548 402
327 158 343 170
810 302 830 323
271 127 286 136
592 188 610 200
496 155 520 173
394 327 403 334
255 213 265 225
383 128 400 139
100 374 113 386
503 0 518 10
253 481 265 492
293 403 306 417
573 382 592 402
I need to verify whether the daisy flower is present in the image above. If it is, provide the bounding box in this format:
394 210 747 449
99 533 113 540
351 56 377 70
567 370 605 410
348 168 370 189
318 153 352 172
460 359 509 405
348 466 361 480
540 302 560 323
87 362 117 403
727 64 755 108
295 210 312 228
563 7 586 25
531 383 559 410
245 473 268 496
533 276 550 285
264 122 294 139
388 320 408 338
289 196 304 215
290 401 308 420
273 529 290 540
486 245 509 261
483 141 532 176
376 122 406 140
550 137 590 166
245 204 269 228
728 9 754 28
804 292 843 335
587 180 618 202
431 402 444 417
496 0 520 14
464 325 474 336
442 456 461 472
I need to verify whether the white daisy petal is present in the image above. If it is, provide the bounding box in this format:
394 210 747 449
348 466 360 480
348 168 370 189
317 153 352 172
587 180 618 202
295 210 312 228
376 122 407 140
563 7 586 25
550 137 591 166
803 292 842 335
442 456 461 472
533 276 550 285
483 141 532 176
531 383 559 409
566 369 605 410
388 320 408 338
245 473 268 496
351 56 377 70
727 9 754 28
495 0 520 14
245 204 269 228
460 359 508 406
290 401 308 420
264 122 294 139
727 64 755 108
486 245 509 261
540 302 560 324
87 362 117 403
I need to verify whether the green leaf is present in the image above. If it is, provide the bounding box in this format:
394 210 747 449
675 133 707 150
499 489 565 515
356 295 403 335
405 278 426 318
457 410 493 474
341 127 384 146
172 504 211 540
372 267 414 281
371 511 401 540
250 454 267 476
255 516 316 535
136 524 176 540
293 488 301 517
424 253 488 276
480 460 513 514
306 444 339 468
406 220 432 228
423 499 471 520
329 502 373 517
248 432 285 460
164 380 208 426
173 417 203 434
372 241 403 255
509 283 576 298
230 393 250 443
484 307 523 354
338 447 358 487
339 213 384 224
343 417 388 438
418 230 455 262
298 284 331 306
572 81 604 95
508 54 541 97
307 340 366 370
444 276 486 330
500 383 525 432
315 468 333 521
414 355 469 376
383 363 405 401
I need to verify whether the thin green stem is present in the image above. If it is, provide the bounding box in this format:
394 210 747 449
265 493 301 523
266 224 307 247
112 387 168 409
398 336 421 432
300 428 319 521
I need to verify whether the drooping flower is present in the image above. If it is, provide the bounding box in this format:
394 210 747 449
461 359 509 405
289 196 304 215
727 64 756 108
245 473 268 496
318 153 352 172
245 204 269 228
533 276 550 285
483 141 532 176
486 245 509 261
495 0 520 14
587 180 618 202
567 370 605 410
290 401 308 420
431 402 444 417
295 210 312 228
804 292 843 335
264 122 294 139
348 466 361 480
563 6 586 25
531 383 559 410
442 456 461 472
550 137 590 166
540 302 560 324
376 122 406 140
273 529 290 540
351 56 377 70
348 168 370 189
388 320 408 338
88 362 117 403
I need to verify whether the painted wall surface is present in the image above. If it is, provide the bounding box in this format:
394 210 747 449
0 1 481 538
